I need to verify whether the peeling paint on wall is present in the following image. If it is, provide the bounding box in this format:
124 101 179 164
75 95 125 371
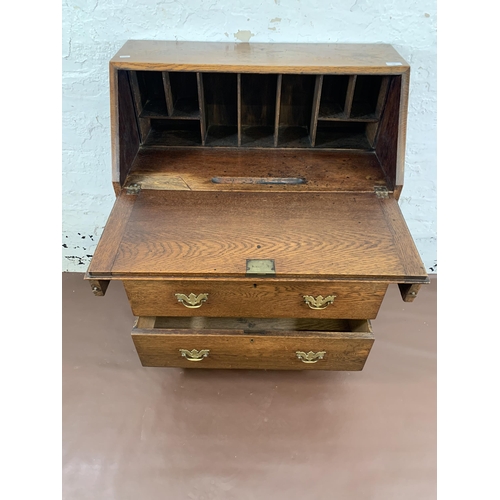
234 30 255 42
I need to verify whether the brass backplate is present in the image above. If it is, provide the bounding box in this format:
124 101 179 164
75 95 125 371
246 259 276 276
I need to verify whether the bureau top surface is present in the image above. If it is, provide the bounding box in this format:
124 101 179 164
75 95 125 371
88 190 427 282
110 40 409 74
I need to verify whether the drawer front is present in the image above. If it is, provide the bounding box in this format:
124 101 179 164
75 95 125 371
124 280 388 319
131 318 374 370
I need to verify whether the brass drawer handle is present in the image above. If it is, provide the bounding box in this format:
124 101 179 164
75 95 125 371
296 351 326 363
179 349 210 361
174 293 209 308
303 294 336 310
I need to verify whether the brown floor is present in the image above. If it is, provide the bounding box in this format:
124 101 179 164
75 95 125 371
62 273 436 500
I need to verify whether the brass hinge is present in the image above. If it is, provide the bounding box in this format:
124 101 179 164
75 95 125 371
125 183 141 195
374 186 389 198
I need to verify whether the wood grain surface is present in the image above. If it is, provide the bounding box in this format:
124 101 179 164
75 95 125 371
86 193 136 276
110 41 409 74
132 318 374 370
123 280 388 319
88 190 427 281
124 148 387 192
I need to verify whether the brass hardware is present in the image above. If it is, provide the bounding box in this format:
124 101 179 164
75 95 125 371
374 186 389 198
212 176 305 185
174 293 209 308
246 259 276 276
296 351 326 363
125 183 141 195
303 295 336 310
179 349 210 361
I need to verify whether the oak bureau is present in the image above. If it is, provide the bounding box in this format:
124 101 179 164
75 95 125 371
85 40 429 370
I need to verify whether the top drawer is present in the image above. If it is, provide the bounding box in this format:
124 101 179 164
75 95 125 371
123 280 388 319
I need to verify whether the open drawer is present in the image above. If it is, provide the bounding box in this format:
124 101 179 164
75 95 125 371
132 317 374 370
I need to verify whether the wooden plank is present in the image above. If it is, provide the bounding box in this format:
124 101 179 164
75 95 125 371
111 41 409 74
196 72 207 145
309 75 323 147
344 75 357 118
377 196 428 279
123 280 388 319
132 327 374 370
128 71 151 143
86 192 137 276
109 190 428 281
395 69 410 195
274 74 282 147
124 148 388 193
374 75 401 191
366 76 390 147
161 71 174 115
237 73 242 146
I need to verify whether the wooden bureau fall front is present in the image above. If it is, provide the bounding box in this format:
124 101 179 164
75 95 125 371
85 41 428 370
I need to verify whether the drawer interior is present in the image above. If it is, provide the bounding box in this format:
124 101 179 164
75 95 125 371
139 316 372 335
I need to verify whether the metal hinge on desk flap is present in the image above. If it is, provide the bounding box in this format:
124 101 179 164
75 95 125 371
125 183 141 195
374 186 389 198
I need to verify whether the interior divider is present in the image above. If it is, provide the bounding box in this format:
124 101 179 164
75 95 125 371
197 73 207 146
309 75 323 147
237 74 242 147
128 71 151 143
161 72 174 116
273 74 282 147
344 75 357 118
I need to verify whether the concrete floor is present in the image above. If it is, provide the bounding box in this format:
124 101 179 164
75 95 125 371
62 273 436 500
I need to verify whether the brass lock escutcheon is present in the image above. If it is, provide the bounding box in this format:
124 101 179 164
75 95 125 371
174 293 209 308
179 349 210 361
303 294 336 310
296 351 327 364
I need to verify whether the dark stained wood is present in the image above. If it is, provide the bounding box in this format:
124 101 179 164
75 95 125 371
239 74 278 147
123 280 388 319
161 72 174 115
273 74 282 147
116 71 140 191
398 283 423 302
277 74 315 147
96 190 428 282
86 192 137 276
196 73 207 145
124 148 387 192
375 75 401 192
344 75 357 118
237 73 242 146
111 41 409 74
88 279 110 297
203 73 238 146
132 318 374 370
128 70 151 143
309 75 323 146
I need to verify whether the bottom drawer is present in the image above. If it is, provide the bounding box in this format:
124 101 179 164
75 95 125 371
132 317 374 371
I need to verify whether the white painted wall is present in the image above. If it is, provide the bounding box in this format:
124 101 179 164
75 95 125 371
62 0 437 273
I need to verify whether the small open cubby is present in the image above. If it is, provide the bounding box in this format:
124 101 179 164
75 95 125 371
239 74 278 147
126 70 393 150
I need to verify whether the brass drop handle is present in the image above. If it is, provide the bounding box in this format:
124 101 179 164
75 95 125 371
296 351 326 363
303 295 336 310
179 349 210 361
174 293 209 308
